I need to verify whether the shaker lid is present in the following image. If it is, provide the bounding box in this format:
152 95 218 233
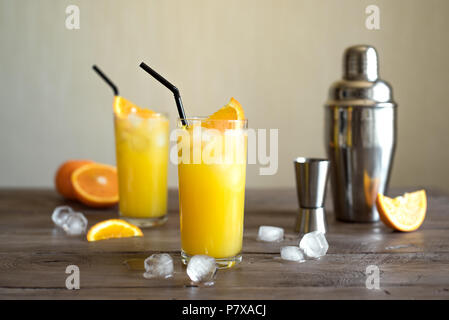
327 45 396 107
344 45 378 81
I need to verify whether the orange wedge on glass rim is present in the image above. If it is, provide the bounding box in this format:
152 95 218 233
113 96 157 119
203 97 246 130
87 219 143 242
208 97 245 120
71 163 119 208
376 190 427 232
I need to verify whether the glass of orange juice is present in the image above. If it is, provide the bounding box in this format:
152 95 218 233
177 118 248 268
113 96 169 227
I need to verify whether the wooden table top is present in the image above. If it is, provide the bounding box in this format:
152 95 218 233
0 188 448 300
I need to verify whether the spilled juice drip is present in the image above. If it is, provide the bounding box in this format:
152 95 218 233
123 258 145 271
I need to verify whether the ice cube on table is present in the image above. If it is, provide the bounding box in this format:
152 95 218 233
62 212 88 236
186 255 217 283
280 246 305 262
257 226 284 242
299 231 329 259
143 253 174 279
52 206 74 227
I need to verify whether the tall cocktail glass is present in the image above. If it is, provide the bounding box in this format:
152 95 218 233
177 118 248 268
114 101 169 227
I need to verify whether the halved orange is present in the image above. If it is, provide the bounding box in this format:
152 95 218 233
87 219 143 241
113 96 156 119
71 163 119 208
376 190 427 232
55 159 94 199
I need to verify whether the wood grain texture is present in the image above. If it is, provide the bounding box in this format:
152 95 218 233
0 188 448 300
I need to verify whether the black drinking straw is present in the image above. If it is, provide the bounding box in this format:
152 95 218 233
92 65 119 96
139 62 188 126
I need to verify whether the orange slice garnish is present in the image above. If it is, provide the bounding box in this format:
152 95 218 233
203 97 246 130
376 190 427 232
87 219 143 241
113 96 156 119
71 163 119 208
208 97 245 120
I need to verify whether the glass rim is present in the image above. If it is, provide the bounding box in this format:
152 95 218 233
113 111 169 119
294 157 329 164
177 117 248 123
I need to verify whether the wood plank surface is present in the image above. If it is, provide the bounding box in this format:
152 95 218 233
0 188 448 299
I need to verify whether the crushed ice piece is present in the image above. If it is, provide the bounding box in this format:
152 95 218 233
143 253 174 279
280 246 305 262
186 255 217 283
299 231 329 259
62 212 88 236
156 133 167 147
128 112 142 127
52 206 74 227
257 226 284 242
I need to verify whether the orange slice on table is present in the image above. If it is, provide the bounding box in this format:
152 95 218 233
87 219 143 241
71 163 119 208
203 97 246 130
376 190 427 232
113 96 157 119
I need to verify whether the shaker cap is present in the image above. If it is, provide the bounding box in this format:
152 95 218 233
327 45 396 107
344 45 378 81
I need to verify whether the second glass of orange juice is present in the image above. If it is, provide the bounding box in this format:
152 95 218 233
177 117 247 268
113 96 169 227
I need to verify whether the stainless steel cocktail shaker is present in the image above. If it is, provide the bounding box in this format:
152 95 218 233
325 45 397 222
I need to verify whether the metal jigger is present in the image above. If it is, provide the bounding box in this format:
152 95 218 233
294 157 330 234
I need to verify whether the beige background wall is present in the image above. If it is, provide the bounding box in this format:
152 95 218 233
1 0 448 192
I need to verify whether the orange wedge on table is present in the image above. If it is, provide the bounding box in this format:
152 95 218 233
87 219 143 241
71 163 119 208
376 190 427 232
113 96 157 119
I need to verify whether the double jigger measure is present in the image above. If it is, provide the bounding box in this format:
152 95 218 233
294 157 330 234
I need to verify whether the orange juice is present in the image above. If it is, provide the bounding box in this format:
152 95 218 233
177 119 247 268
113 97 169 227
